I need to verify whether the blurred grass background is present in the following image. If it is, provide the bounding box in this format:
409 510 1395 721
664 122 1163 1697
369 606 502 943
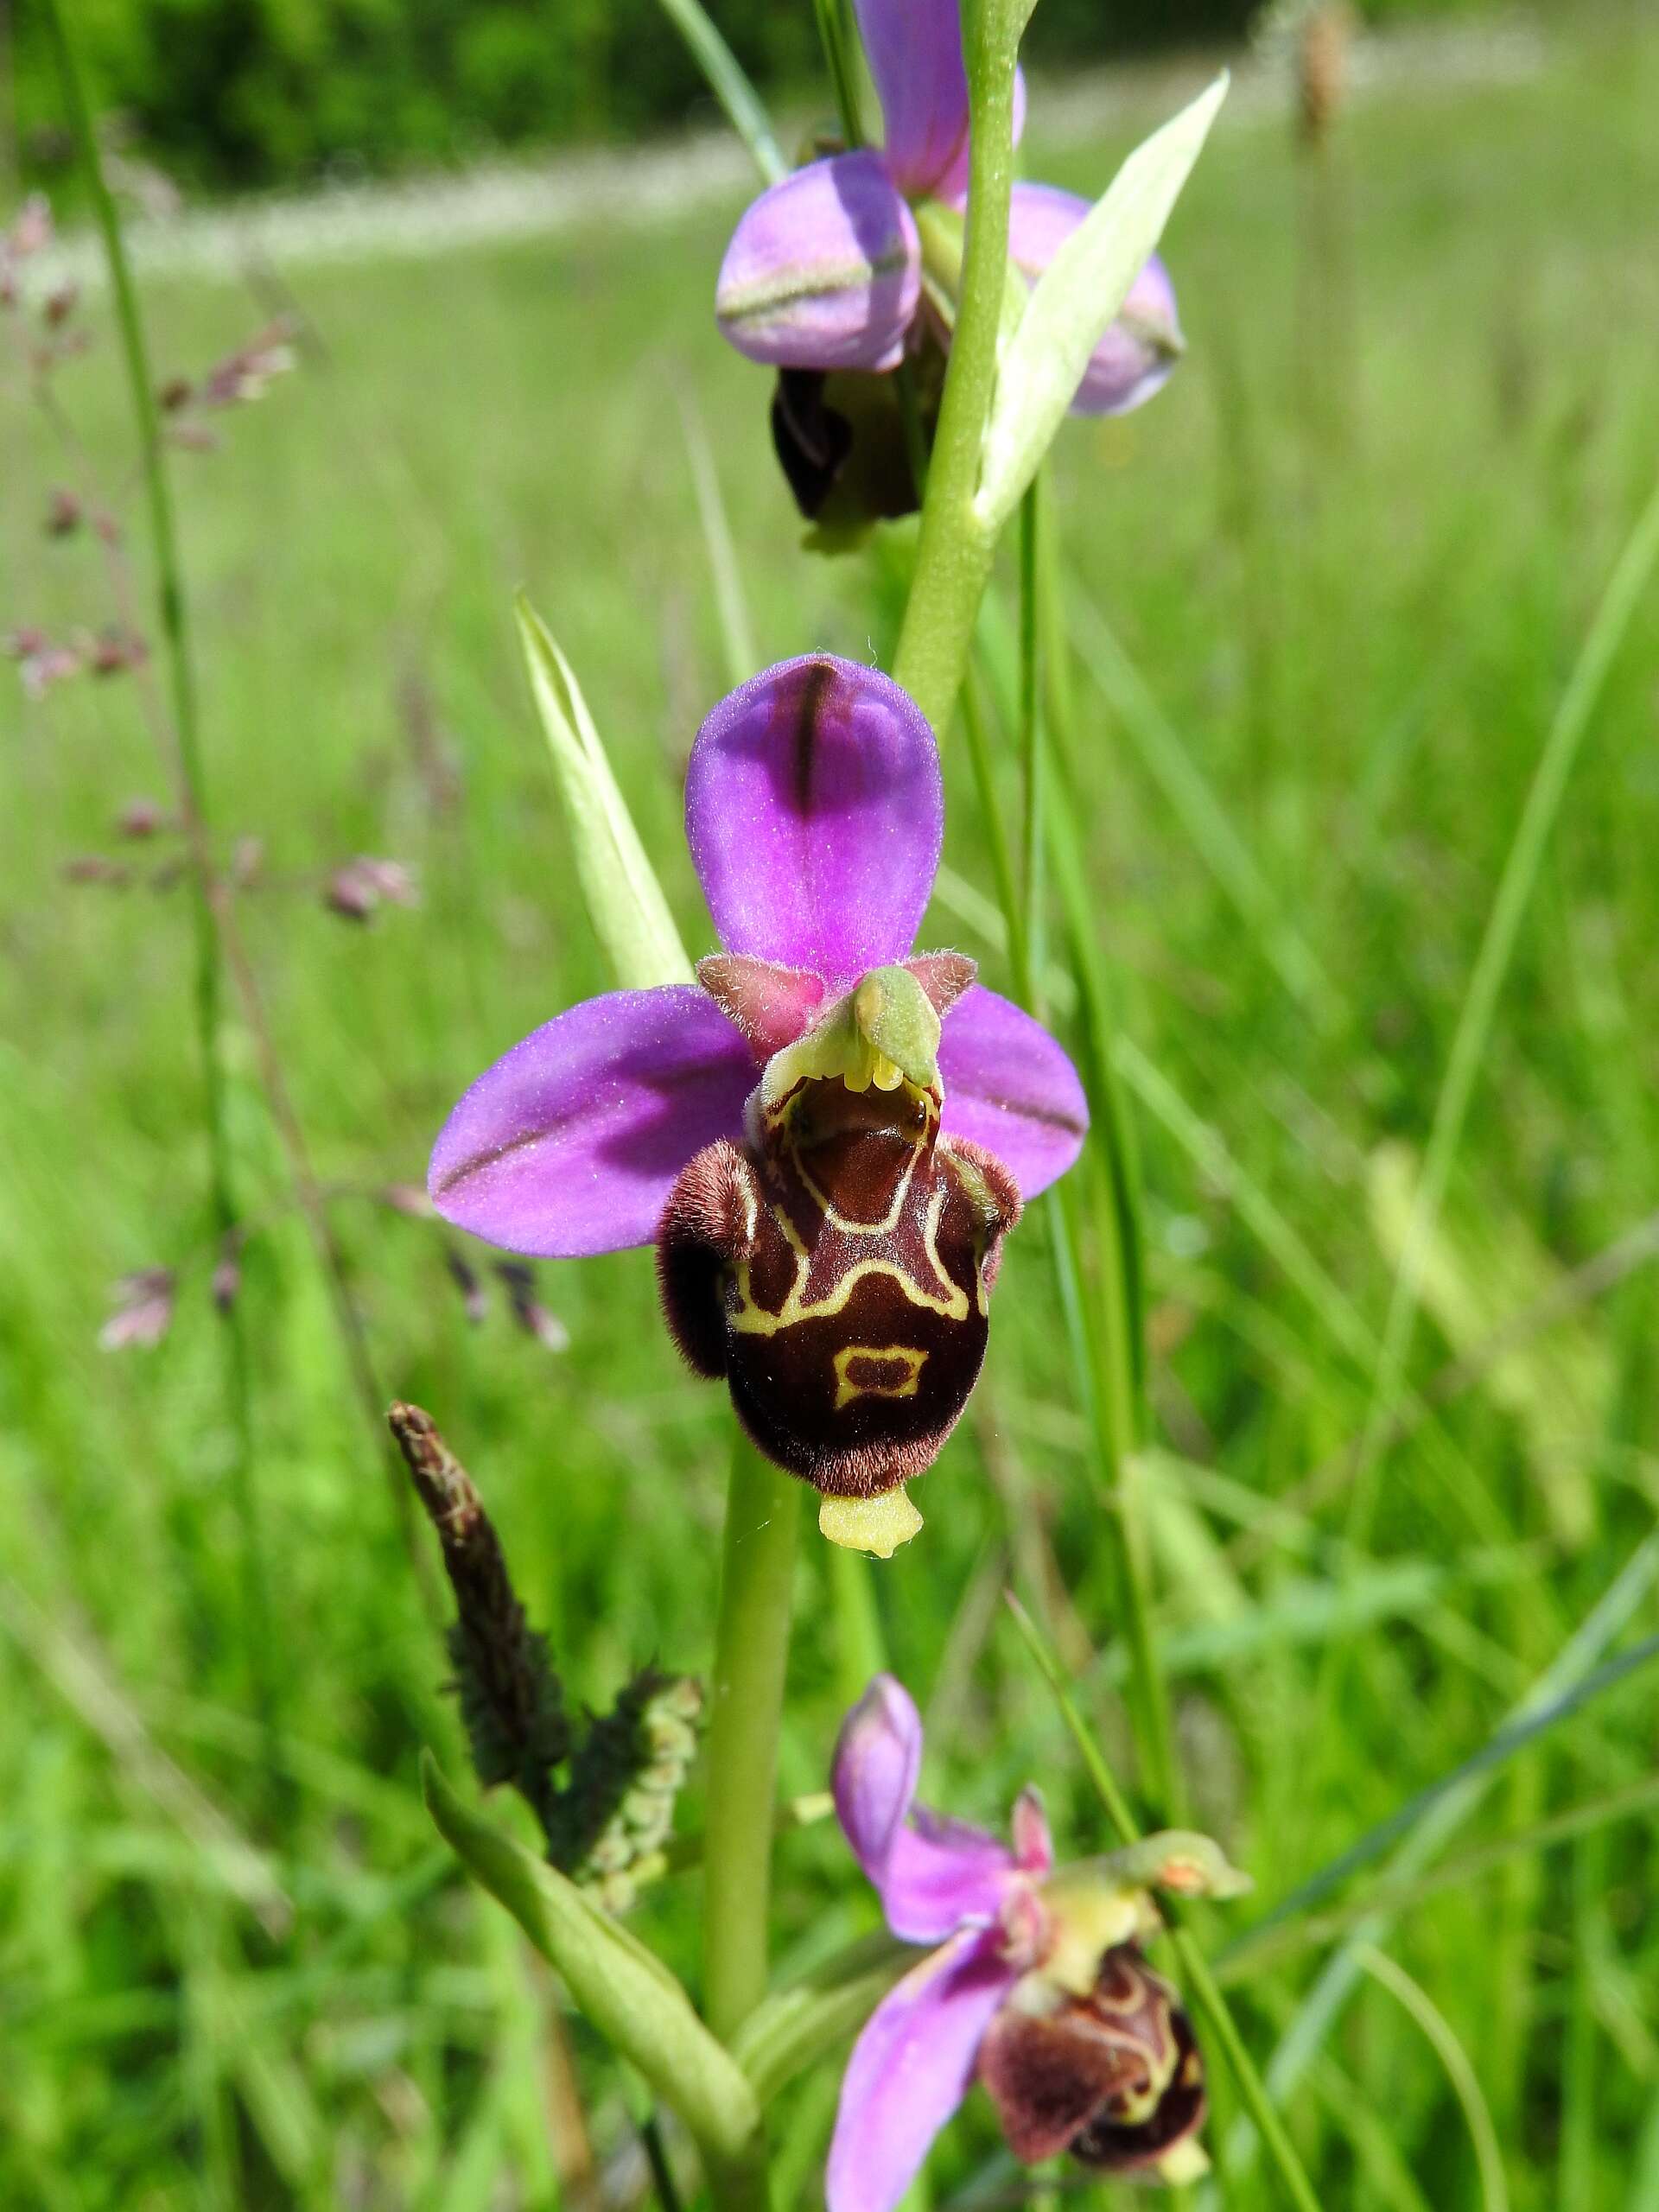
4 0 1497 189
3 5 1659 2207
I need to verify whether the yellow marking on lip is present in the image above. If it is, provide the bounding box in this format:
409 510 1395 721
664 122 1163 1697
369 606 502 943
832 1344 928 1410
728 1183 969 1337
788 1124 927 1237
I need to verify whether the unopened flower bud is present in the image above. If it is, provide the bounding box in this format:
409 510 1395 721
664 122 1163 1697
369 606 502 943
45 487 82 537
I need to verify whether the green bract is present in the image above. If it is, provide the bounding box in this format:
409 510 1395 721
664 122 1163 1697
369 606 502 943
515 593 693 992
423 1754 766 2190
976 73 1230 534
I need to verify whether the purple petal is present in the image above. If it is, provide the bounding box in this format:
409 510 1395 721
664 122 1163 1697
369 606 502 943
834 1677 1019 1943
715 152 921 372
938 986 1089 1200
854 0 969 199
883 1808 1020 1942
686 657 943 991
429 988 754 1258
1007 183 1184 416
834 1675 924 1882
1012 1787 1053 1874
828 1929 1017 2212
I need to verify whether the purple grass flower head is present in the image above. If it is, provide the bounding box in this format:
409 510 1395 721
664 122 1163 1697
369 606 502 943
829 1677 1250 2209
428 656 1086 1536
99 1268 177 1352
714 0 1183 524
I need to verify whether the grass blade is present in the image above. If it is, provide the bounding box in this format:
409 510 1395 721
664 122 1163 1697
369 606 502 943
1354 1947 1510 2212
650 0 787 186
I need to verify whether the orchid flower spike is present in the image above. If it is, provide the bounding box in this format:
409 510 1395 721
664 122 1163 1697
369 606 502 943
829 1677 1251 2209
429 658 1086 1548
714 0 1184 526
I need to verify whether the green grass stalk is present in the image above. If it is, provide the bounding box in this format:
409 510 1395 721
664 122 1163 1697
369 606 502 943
41 0 276 1740
1018 480 1175 1817
1346 467 1659 1545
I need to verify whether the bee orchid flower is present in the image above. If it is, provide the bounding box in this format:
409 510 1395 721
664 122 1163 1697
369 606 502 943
429 656 1086 1547
714 0 1183 523
829 1676 1249 2210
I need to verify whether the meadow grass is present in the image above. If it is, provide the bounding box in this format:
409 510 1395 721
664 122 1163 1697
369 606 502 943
3 12 1658 2206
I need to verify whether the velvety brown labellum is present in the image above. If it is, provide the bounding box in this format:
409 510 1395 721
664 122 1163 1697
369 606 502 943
657 1078 1019 1497
978 1944 1206 2177
769 339 946 533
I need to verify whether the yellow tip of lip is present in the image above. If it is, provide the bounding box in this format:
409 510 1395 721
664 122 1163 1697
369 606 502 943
1156 2141 1211 2186
818 1486 923 1559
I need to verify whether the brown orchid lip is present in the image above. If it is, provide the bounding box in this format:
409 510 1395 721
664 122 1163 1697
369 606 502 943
658 1079 1020 1498
978 1943 1207 2176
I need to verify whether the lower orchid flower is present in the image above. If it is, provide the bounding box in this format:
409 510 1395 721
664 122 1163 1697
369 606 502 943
428 655 1086 1548
829 1676 1250 2209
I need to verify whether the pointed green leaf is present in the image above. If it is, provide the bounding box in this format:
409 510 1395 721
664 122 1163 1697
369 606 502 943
515 594 694 992
976 74 1229 532
423 1752 761 2167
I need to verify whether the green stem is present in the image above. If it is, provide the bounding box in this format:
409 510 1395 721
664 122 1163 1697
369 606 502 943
702 1433 802 2046
1017 481 1047 1011
890 0 1021 734
42 0 276 1739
